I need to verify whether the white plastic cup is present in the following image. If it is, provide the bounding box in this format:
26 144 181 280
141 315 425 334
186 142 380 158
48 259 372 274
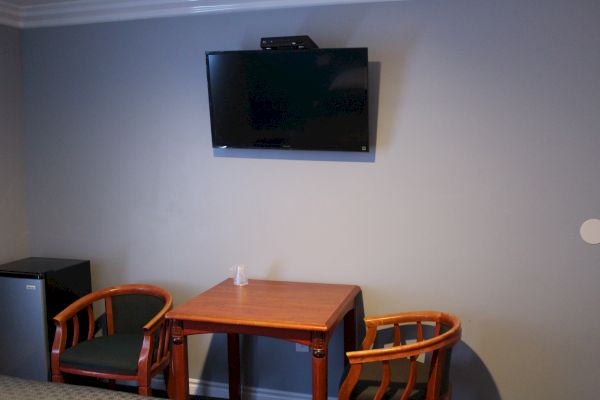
232 264 248 286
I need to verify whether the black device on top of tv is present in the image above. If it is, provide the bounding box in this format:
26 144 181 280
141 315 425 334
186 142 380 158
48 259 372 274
205 47 369 152
260 35 319 50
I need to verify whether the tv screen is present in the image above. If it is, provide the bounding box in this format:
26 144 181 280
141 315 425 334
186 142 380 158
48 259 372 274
206 48 369 152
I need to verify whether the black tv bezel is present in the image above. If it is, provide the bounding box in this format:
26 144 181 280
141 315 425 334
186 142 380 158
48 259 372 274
205 47 369 152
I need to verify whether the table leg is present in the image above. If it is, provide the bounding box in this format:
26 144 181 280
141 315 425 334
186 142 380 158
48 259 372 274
311 332 328 400
227 333 241 400
343 305 357 367
170 321 189 400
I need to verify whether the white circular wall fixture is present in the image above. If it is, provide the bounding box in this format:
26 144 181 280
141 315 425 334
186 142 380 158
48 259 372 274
580 219 600 245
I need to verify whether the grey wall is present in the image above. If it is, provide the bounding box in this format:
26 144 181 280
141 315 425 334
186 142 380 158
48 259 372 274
0 24 28 263
21 0 600 398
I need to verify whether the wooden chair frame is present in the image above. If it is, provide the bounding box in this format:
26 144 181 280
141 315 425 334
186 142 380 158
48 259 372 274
339 311 461 400
51 284 173 396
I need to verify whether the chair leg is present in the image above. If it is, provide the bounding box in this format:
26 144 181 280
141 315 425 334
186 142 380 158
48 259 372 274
138 386 152 396
137 371 153 397
51 373 65 384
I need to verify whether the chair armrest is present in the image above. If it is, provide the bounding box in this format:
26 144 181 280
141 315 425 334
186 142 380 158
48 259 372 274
346 329 461 364
364 311 455 328
137 298 172 378
53 286 127 324
53 295 94 325
349 311 461 364
51 297 98 378
142 293 172 333
52 292 100 352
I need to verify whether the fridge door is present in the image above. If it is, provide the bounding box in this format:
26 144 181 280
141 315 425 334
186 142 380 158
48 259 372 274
0 276 49 381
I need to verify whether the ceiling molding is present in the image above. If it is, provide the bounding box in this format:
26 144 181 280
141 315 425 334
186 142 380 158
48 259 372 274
0 2 21 28
0 0 404 29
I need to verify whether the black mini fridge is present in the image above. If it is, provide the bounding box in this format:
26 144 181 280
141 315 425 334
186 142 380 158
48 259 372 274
0 257 91 381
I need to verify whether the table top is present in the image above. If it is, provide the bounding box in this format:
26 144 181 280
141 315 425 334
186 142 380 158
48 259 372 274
166 279 361 332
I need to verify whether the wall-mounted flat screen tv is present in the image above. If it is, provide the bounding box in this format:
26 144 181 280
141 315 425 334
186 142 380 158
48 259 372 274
206 48 369 152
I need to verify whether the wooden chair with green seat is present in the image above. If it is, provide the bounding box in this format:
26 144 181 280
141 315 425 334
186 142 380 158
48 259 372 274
50 284 173 396
339 311 461 400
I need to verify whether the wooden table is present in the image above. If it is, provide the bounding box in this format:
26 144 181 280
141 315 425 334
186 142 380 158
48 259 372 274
166 279 361 400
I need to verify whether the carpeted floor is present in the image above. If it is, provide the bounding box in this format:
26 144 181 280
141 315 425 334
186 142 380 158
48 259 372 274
122 387 220 400
119 385 221 400
0 374 222 400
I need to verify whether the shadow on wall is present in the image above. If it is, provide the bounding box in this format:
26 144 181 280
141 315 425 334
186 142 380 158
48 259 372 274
211 62 380 163
451 341 501 400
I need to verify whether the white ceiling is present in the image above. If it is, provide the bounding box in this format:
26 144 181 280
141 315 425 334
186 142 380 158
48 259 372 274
0 0 405 29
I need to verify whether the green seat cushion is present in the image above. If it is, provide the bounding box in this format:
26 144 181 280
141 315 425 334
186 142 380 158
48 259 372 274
60 334 144 376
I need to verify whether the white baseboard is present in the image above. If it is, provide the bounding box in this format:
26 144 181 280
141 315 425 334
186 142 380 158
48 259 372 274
149 376 337 400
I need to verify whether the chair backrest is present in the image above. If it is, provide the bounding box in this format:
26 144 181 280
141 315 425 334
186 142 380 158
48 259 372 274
111 294 165 334
97 284 171 337
54 283 173 341
339 311 461 400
